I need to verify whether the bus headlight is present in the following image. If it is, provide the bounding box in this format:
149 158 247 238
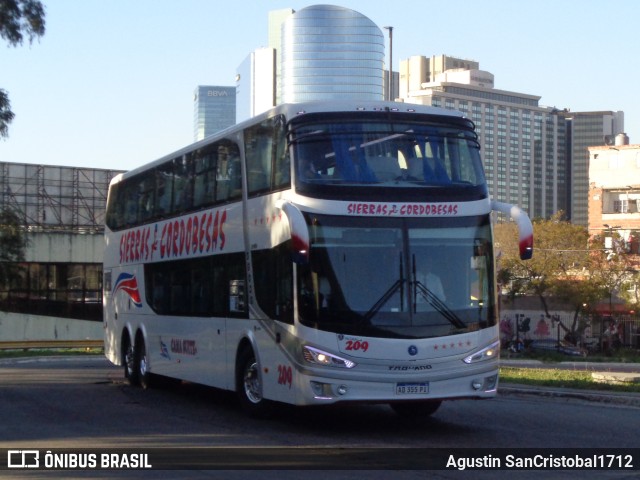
303 346 356 369
463 340 500 364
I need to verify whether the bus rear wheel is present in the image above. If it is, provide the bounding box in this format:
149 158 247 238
236 348 271 418
135 336 153 389
123 336 138 386
390 400 442 418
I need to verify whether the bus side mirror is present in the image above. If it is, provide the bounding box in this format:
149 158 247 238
491 200 533 260
276 200 310 265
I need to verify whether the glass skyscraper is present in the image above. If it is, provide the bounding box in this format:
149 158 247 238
280 5 385 103
193 86 236 142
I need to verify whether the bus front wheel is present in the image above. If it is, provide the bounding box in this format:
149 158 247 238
236 347 271 417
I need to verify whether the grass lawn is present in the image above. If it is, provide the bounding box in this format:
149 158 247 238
500 348 640 393
499 366 640 393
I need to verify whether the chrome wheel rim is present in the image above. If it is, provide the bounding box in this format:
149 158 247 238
125 344 135 377
243 361 262 404
139 349 148 378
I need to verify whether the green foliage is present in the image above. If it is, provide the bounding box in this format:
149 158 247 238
0 89 14 138
493 212 640 334
0 0 46 138
496 212 590 310
500 366 640 393
0 0 45 46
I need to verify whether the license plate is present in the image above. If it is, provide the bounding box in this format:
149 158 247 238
395 382 429 395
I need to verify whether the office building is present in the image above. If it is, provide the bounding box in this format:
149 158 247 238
564 111 625 226
383 70 400 101
400 55 480 94
399 55 567 219
193 86 236 142
236 5 386 122
588 136 640 241
268 8 295 106
236 48 276 122
279 5 385 103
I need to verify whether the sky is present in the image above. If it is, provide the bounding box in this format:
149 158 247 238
1 0 639 172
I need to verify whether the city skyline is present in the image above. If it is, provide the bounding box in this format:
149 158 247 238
1 0 638 172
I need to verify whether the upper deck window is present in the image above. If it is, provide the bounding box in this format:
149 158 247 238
290 113 487 201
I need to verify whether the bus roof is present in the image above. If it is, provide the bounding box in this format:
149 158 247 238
116 101 468 182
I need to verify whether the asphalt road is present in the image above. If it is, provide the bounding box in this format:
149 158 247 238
1 356 639 480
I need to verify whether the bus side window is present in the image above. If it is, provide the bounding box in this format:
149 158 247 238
172 155 194 213
227 151 242 200
251 243 293 324
145 254 246 317
106 182 125 230
138 176 155 222
273 116 290 190
229 280 245 313
170 267 190 314
226 253 248 317
193 150 216 209
124 182 138 227
155 166 174 217
245 118 281 195
215 140 241 203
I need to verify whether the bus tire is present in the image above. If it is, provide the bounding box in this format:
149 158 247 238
135 336 153 390
390 400 442 418
123 335 139 386
236 347 271 418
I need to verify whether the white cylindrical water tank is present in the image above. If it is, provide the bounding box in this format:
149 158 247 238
615 133 629 146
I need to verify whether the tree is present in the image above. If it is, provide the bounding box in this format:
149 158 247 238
587 232 633 314
0 0 46 139
551 278 603 340
495 212 596 338
496 212 589 310
0 208 27 290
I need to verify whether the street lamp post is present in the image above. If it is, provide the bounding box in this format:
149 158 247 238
383 26 393 101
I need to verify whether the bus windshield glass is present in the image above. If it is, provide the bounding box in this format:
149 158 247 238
291 114 485 193
297 214 494 339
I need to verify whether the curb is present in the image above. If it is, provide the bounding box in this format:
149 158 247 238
499 383 640 408
500 359 640 372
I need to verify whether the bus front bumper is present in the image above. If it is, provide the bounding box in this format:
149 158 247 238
296 367 499 406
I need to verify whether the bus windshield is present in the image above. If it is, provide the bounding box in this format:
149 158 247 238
297 214 495 339
291 114 486 194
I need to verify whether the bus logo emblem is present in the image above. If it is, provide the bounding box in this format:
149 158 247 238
408 345 418 356
113 272 142 308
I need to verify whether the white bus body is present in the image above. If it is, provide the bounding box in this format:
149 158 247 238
103 102 532 417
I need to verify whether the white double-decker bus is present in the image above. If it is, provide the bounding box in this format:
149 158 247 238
103 101 533 417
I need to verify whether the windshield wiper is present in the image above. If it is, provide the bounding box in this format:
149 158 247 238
363 280 402 322
363 253 404 322
414 281 466 330
412 254 466 329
